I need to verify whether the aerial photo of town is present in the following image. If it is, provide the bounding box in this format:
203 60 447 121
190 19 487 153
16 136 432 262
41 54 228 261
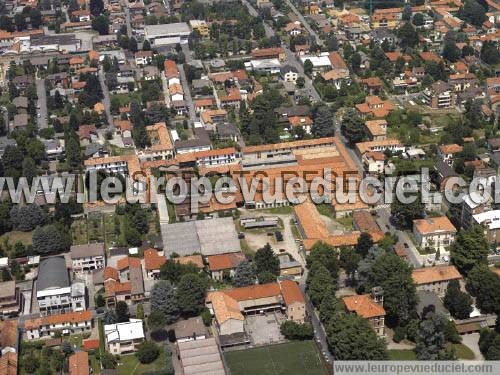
0 0 499 374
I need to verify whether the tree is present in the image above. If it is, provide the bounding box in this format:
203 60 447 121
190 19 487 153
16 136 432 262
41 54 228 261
442 39 461 62
32 224 71 255
95 294 105 308
232 260 256 287
148 311 167 332
90 0 104 17
397 22 419 49
443 279 473 319
29 8 42 29
355 232 374 258
481 41 500 65
339 247 361 281
416 312 456 360
143 39 151 51
366 252 417 326
451 225 489 275
14 13 26 31
136 341 160 364
280 321 314 340
341 108 365 145
92 15 109 36
115 301 129 323
307 242 339 278
9 205 47 232
61 341 73 356
150 280 179 323
128 37 138 53
101 352 117 369
479 329 500 360
350 52 361 73
103 310 117 325
459 0 487 27
312 105 335 138
412 12 424 26
254 243 279 276
307 263 335 306
327 313 388 360
2 145 23 179
296 76 305 88
466 265 500 314
319 286 344 323
176 273 208 316
303 59 313 75
159 261 199 283
402 4 412 21
23 354 40 373
390 193 425 230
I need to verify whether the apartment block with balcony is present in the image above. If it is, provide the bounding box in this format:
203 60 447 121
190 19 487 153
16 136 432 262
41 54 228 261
104 319 145 354
70 243 105 274
25 310 93 340
0 281 23 317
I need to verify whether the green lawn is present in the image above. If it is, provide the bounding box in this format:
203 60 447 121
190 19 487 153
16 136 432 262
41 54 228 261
0 230 33 246
450 343 475 360
316 203 335 219
224 341 328 375
117 349 166 375
259 206 293 215
388 349 417 360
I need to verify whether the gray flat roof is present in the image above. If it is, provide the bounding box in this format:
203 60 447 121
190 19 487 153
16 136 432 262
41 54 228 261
178 338 225 375
161 217 241 257
70 243 105 259
145 23 190 39
37 257 70 291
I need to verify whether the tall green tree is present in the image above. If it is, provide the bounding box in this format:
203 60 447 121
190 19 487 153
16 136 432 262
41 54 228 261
397 22 419 49
232 260 256 287
327 313 388 360
311 105 335 138
466 265 500 314
459 0 487 27
176 273 208 316
90 0 104 17
443 279 473 319
115 301 129 323
451 225 489 275
355 232 374 258
341 108 365 145
390 193 425 229
307 263 335 306
254 243 279 276
150 280 179 324
367 252 417 326
416 312 456 360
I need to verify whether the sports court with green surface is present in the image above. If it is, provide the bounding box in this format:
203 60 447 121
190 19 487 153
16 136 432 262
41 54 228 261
224 341 329 375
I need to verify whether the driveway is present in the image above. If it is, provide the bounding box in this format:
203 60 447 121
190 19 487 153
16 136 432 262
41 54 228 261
98 68 114 129
461 333 483 360
177 64 196 121
284 0 322 45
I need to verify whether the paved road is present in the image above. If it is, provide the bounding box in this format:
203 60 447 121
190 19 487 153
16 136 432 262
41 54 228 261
284 0 323 45
124 8 133 38
376 207 424 268
334 113 365 173
160 73 172 108
178 64 196 121
181 42 193 64
241 0 321 103
35 79 48 129
98 68 114 129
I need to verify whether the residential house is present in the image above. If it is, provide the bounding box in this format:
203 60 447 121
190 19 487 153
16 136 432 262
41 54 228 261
364 119 387 141
25 310 93 339
413 216 456 253
104 256 145 306
472 210 500 244
135 51 153 66
362 151 385 174
69 351 89 375
0 319 18 355
70 243 106 274
251 47 286 62
104 319 145 354
0 281 23 317
438 144 463 166
412 265 462 297
207 253 246 281
144 248 166 279
355 96 395 118
189 20 209 37
423 81 455 108
343 290 386 336
278 254 302 278
280 65 299 83
288 116 313 134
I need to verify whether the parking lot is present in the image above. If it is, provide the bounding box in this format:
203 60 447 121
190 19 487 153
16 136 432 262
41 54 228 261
245 311 286 345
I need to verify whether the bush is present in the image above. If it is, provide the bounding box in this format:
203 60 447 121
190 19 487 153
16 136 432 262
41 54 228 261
393 326 407 343
136 341 160 364
201 308 212 326
280 321 314 340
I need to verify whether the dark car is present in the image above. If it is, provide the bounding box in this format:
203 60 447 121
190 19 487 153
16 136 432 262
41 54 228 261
275 231 283 241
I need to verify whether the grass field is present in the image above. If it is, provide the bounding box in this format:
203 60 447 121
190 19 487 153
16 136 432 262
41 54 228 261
388 349 417 360
224 341 328 375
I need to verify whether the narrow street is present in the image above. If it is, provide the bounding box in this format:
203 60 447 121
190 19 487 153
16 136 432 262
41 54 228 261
35 78 47 129
160 73 172 108
177 64 196 121
124 8 133 38
98 68 114 129
241 0 321 102
284 0 323 45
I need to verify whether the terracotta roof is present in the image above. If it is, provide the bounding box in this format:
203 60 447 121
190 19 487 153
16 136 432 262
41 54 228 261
206 291 244 323
145 122 173 152
355 138 402 155
413 216 456 234
79 124 97 140
115 120 132 131
104 266 119 281
82 338 100 351
195 98 216 108
224 283 282 301
280 280 305 305
69 351 89 375
321 69 349 81
164 60 179 78
69 56 84 65
25 310 92 330
353 210 380 232
439 144 463 154
88 50 99 61
207 253 245 271
220 88 241 102
343 294 386 318
328 51 348 70
413 265 462 285
294 199 330 240
169 83 184 95
420 51 441 63
365 119 387 136
0 320 18 350
361 77 383 87
0 352 17 375
251 47 284 59
289 116 313 127
144 248 166 271
365 151 385 161
116 256 141 270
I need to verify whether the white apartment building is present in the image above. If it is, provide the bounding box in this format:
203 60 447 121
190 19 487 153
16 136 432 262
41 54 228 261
412 265 462 297
70 243 106 274
413 216 457 253
36 257 72 315
25 310 93 340
104 319 145 354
